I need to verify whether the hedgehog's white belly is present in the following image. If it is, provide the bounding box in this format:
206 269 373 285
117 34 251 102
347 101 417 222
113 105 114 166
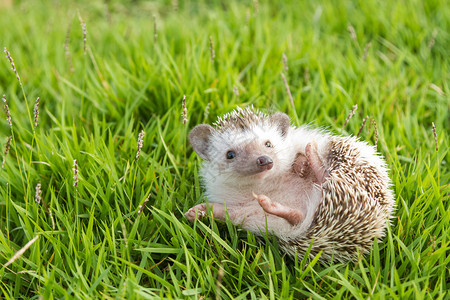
232 176 323 238
204 171 324 237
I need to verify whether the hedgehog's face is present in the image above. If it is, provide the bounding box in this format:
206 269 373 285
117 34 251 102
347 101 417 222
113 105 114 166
189 112 293 182
211 126 291 178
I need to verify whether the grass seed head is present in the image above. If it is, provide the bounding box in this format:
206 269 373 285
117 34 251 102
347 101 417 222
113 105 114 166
182 95 188 125
281 72 294 109
357 116 369 138
153 15 158 42
282 53 288 71
3 47 21 83
78 14 87 55
253 0 259 14
304 67 310 84
432 122 438 152
35 182 42 204
64 21 74 73
209 36 215 62
4 235 39 268
34 97 40 128
363 41 372 61
136 130 145 160
172 0 178 11
73 159 78 187
2 136 12 168
245 8 251 24
233 86 239 97
342 104 358 129
347 24 357 41
428 28 438 49
204 102 211 120
372 118 378 147
2 94 12 130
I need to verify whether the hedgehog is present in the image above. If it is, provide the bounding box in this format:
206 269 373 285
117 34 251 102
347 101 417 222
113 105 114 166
186 106 395 262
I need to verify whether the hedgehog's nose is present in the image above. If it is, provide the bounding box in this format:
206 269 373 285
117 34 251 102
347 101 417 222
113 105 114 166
257 156 273 169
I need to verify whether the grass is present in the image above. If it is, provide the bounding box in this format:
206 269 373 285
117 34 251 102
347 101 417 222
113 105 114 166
0 0 448 298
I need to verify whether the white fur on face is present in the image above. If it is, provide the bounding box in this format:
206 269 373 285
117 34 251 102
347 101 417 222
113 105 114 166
204 123 295 180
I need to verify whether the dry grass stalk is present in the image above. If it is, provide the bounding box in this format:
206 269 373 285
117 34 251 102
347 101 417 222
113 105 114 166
357 116 369 138
342 104 358 129
372 118 378 147
49 209 56 230
136 130 145 160
0 263 31 283
280 72 295 109
2 94 12 130
73 159 79 187
282 53 288 72
432 122 438 152
182 95 188 125
4 235 39 268
429 83 444 96
2 136 12 168
369 270 381 298
3 47 21 83
34 97 40 128
138 193 151 215
363 41 372 61
209 36 215 62
78 14 87 55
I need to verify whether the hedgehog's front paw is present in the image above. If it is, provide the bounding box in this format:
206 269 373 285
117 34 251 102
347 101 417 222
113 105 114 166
305 142 327 183
292 153 311 178
185 203 208 222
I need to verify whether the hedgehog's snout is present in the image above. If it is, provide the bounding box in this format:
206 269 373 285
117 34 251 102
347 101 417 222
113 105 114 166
256 156 273 170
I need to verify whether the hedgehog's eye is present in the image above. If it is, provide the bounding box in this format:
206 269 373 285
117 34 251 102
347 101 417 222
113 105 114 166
265 141 273 148
226 151 236 159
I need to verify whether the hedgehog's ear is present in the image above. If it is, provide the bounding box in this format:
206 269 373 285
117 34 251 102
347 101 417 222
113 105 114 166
189 124 214 161
270 112 291 136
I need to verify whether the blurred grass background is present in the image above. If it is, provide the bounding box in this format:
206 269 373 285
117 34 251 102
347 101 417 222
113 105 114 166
0 0 449 298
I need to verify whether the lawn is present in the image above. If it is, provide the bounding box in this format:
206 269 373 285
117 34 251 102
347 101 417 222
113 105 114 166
0 0 449 298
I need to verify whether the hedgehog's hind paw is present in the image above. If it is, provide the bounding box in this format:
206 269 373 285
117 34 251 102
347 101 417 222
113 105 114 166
253 192 304 226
